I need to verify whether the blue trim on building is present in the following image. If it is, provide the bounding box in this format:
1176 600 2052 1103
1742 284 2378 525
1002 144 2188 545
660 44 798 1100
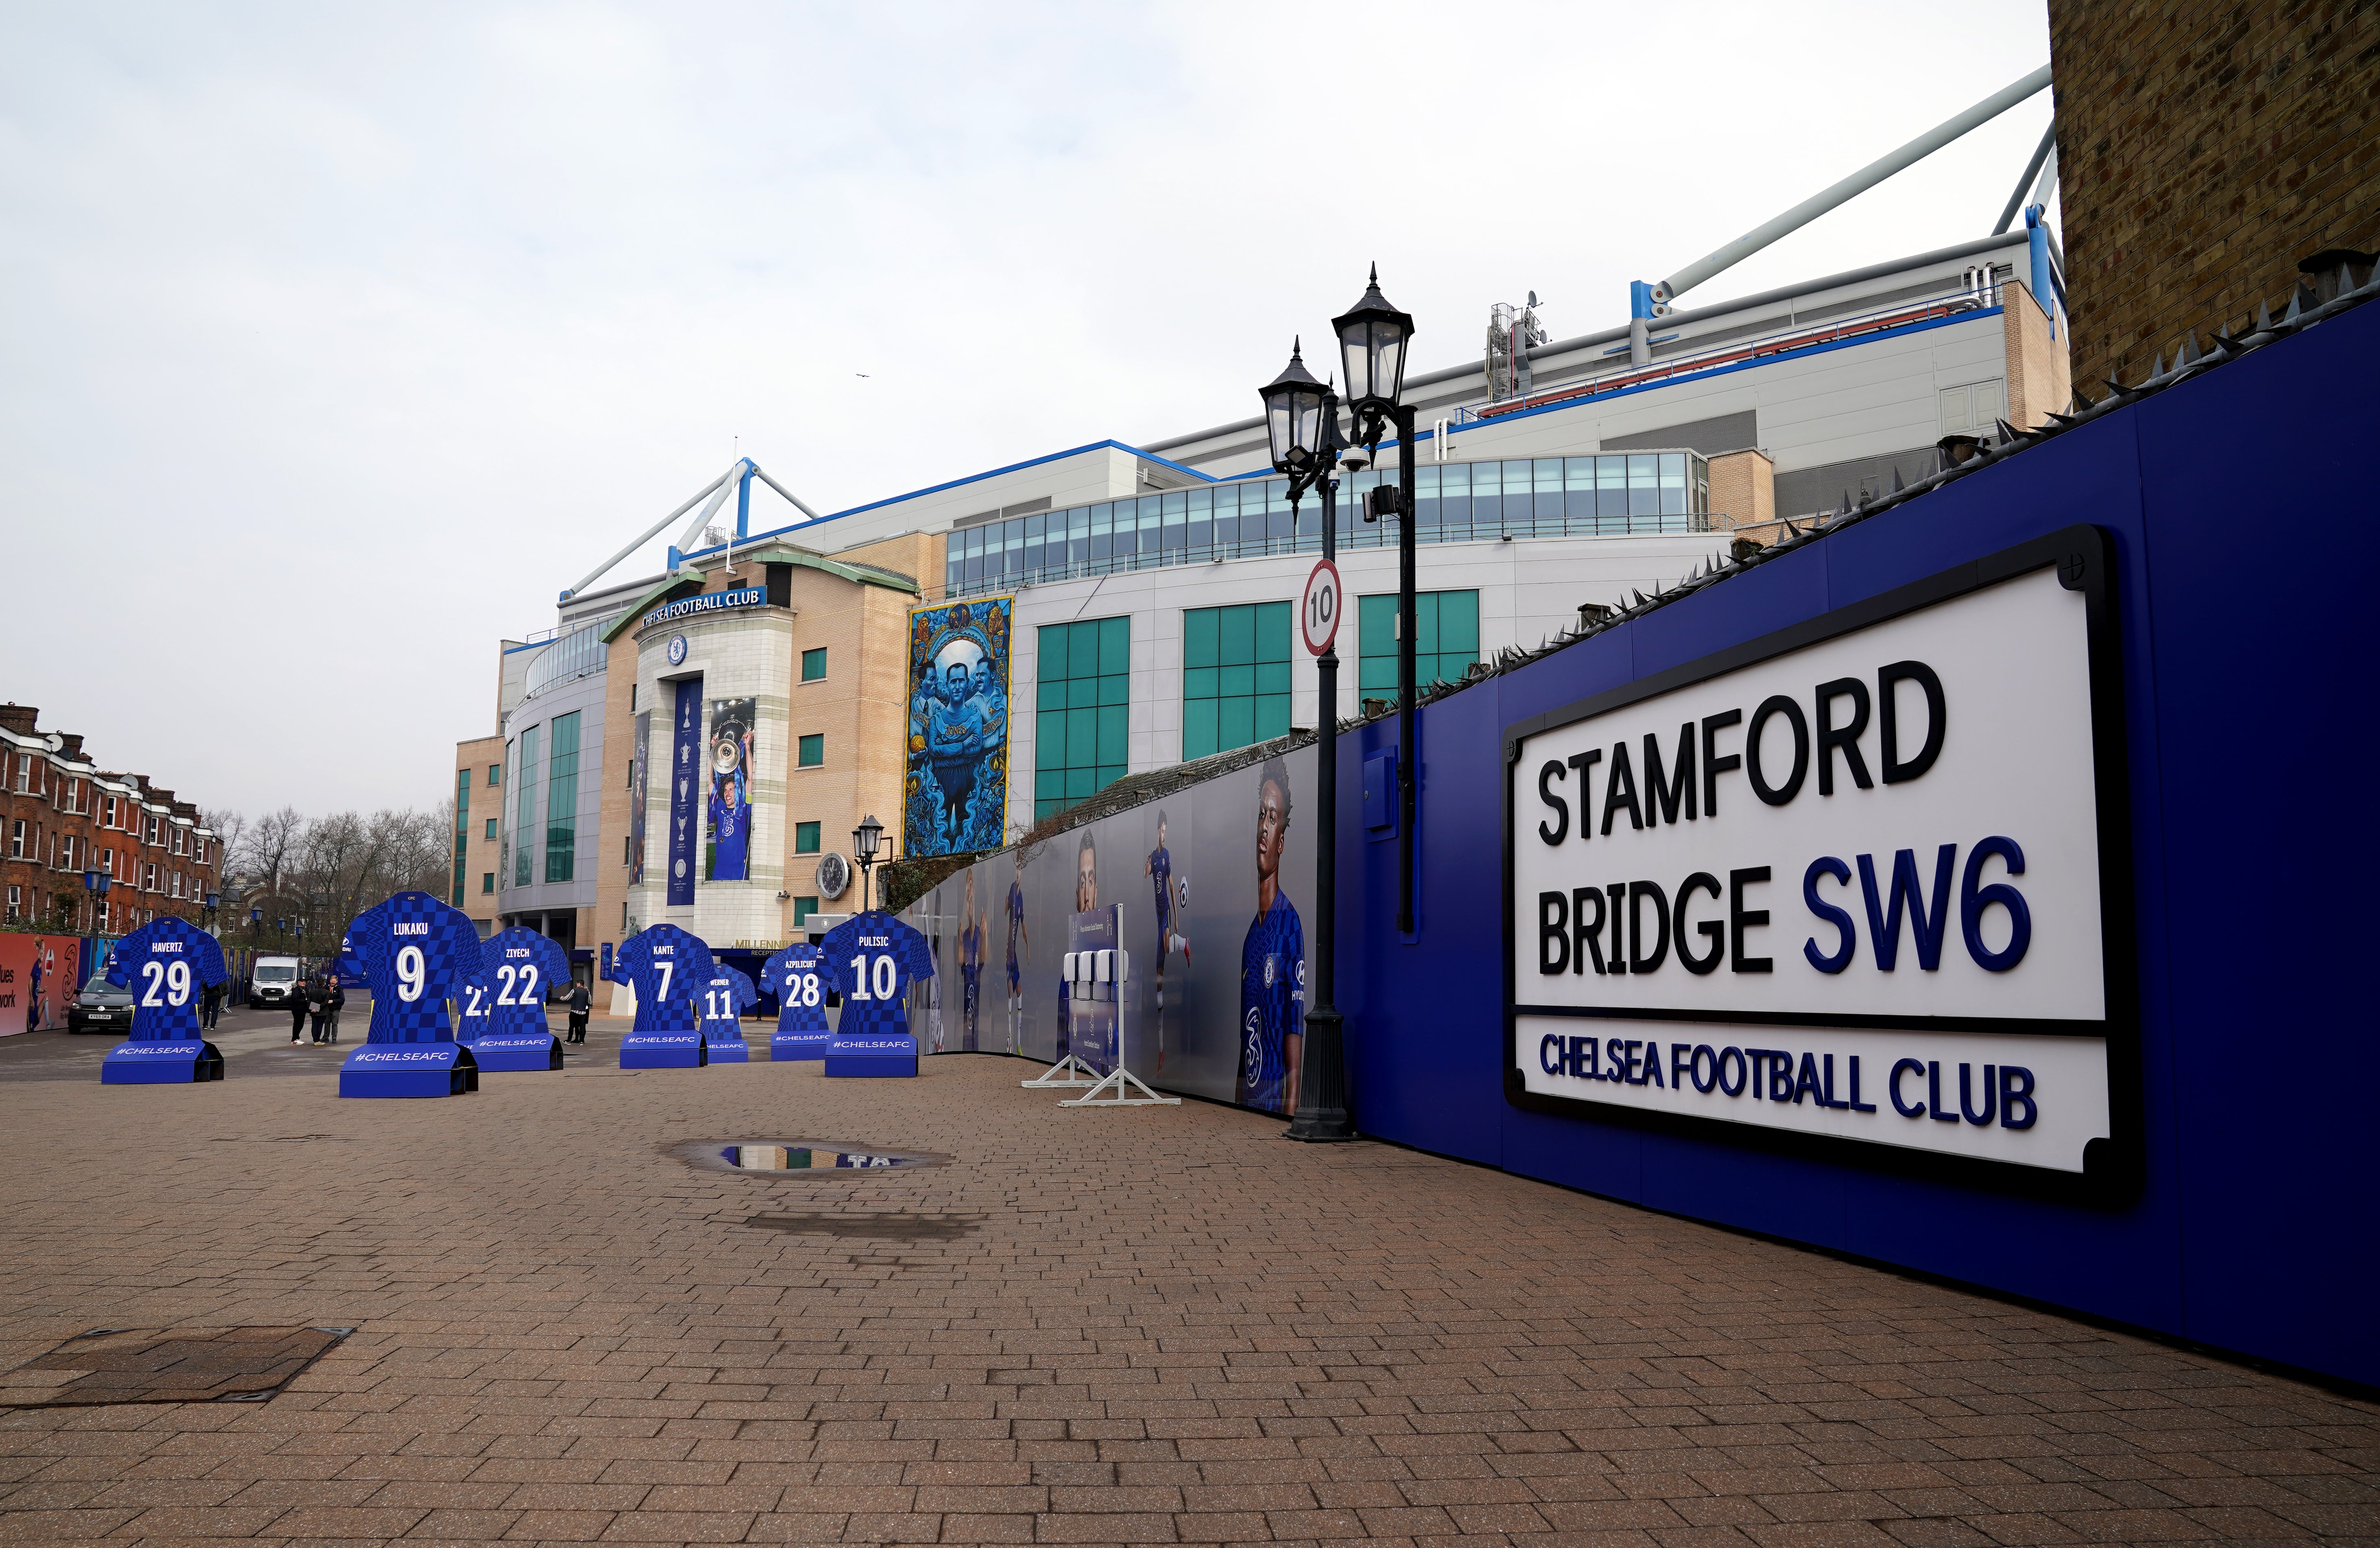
678 310 1999 565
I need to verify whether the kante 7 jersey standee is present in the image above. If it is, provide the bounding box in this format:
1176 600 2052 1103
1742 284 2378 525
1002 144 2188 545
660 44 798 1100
607 923 714 1031
104 917 228 1042
336 891 486 1042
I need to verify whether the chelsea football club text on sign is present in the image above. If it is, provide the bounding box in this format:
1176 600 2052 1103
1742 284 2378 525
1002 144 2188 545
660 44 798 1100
1503 528 2133 1184
645 587 765 628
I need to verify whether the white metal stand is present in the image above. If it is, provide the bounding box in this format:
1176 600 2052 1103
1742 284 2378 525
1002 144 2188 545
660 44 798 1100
1059 1063 1181 1107
1020 1054 1097 1088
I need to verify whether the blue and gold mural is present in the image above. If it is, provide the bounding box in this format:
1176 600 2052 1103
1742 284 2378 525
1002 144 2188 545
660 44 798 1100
905 597 1012 856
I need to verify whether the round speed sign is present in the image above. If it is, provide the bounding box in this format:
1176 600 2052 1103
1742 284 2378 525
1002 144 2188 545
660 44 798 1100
1300 558 1343 656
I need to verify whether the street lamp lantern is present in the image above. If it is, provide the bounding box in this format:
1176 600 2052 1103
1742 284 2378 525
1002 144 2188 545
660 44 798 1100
1259 339 1331 477
852 813 886 913
1332 264 1415 439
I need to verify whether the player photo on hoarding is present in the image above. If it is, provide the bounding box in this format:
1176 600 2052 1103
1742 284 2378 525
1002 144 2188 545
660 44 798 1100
1144 809 1191 1069
706 696 755 882
1237 757 1304 1113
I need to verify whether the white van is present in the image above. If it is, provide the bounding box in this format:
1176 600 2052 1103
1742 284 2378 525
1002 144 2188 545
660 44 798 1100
250 956 302 1007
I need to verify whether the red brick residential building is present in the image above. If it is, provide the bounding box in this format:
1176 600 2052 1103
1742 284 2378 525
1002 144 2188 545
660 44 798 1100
0 703 220 936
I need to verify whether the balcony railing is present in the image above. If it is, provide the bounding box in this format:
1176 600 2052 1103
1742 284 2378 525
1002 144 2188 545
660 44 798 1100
1459 282 2004 425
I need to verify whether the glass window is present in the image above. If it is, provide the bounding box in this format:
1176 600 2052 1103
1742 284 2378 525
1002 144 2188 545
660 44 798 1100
1185 488 1212 552
1182 602 1292 762
792 896 819 927
513 728 539 887
1211 485 1238 552
452 770 470 905
1598 454 1629 522
1161 490 1186 554
488 764 501 785
798 733 824 767
1034 615 1131 821
485 818 497 840
1628 453 1659 520
482 872 495 894
1660 452 1688 517
544 711 580 883
795 821 821 854
801 647 827 681
1359 589 1480 697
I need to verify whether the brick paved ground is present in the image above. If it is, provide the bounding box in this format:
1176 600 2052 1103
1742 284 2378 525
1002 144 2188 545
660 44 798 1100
2 1023 2375 1547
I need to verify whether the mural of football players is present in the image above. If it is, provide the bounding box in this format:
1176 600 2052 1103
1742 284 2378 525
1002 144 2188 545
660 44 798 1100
1144 811 1190 1067
927 650 987 847
1237 758 1304 1113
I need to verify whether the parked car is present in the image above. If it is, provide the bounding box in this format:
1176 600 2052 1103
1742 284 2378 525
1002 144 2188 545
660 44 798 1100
250 956 302 1007
68 985 135 1035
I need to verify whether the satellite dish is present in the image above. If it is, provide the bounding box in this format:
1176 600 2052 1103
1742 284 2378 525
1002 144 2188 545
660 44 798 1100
1527 290 1538 307
815 852 851 901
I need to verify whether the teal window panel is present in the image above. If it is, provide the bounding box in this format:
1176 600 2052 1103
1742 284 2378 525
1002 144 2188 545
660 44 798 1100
1095 705 1127 764
1218 697 1254 750
1183 609 1219 668
1220 663 1255 698
1036 615 1131 819
1098 616 1129 675
797 733 824 767
1183 666 1219 699
1183 699 1218 761
794 821 821 854
801 647 827 681
1255 694 1290 739
1038 709 1066 762
1253 661 1290 695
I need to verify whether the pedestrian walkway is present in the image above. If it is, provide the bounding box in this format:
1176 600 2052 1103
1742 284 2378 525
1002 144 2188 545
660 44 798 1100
1 1049 2372 1545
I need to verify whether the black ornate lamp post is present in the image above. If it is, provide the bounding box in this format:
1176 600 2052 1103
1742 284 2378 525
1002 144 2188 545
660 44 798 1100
852 814 886 913
1332 266 1419 933
1260 341 1353 1142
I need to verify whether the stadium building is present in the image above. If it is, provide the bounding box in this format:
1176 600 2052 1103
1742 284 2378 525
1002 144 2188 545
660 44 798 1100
460 226 2071 978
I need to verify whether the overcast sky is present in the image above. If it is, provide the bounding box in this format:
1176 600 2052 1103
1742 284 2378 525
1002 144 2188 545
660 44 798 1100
0 0 2056 823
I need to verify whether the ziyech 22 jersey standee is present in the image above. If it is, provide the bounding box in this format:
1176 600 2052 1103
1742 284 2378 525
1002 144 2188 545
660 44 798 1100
100 917 228 1085
470 927 570 1072
610 923 715 1069
334 891 485 1098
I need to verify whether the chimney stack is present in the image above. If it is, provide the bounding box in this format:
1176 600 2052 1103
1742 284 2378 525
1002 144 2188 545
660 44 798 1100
0 704 38 736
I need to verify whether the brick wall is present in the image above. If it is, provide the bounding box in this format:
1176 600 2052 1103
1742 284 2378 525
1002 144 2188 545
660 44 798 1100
2049 0 2380 388
0 707 219 937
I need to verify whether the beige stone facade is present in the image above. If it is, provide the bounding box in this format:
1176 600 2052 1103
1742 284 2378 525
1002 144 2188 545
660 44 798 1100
1705 448 1774 534
593 542 921 1010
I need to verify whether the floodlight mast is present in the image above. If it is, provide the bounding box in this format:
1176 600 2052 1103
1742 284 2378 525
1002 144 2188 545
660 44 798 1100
559 458 829 602
1624 64 2053 363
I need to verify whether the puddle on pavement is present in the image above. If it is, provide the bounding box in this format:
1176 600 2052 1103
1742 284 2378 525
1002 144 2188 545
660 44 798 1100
670 1139 950 1174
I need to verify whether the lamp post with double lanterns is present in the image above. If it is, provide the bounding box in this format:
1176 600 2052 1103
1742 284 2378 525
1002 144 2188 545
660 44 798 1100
1258 340 1353 1142
1331 267 1420 933
852 814 886 914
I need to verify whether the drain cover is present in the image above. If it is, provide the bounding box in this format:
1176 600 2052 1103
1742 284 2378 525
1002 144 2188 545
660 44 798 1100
671 1139 949 1174
0 1325 350 1407
746 1213 979 1240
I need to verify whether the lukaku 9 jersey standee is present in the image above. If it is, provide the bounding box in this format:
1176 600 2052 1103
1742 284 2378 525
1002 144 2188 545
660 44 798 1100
337 891 485 1043
104 917 228 1042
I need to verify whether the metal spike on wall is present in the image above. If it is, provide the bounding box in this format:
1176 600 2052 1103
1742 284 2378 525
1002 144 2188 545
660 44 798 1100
2256 300 2274 332
2179 332 2200 365
1890 466 1906 494
2283 288 2303 324
2150 350 2166 379
1996 418 2021 444
1837 492 1852 516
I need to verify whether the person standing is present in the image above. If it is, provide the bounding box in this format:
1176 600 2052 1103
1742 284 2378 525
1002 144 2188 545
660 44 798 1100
306 977 330 1044
324 977 345 1043
288 982 309 1044
200 978 223 1031
566 978 591 1044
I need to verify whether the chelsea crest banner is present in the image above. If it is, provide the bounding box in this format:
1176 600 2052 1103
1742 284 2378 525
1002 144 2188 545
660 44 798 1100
906 597 1012 857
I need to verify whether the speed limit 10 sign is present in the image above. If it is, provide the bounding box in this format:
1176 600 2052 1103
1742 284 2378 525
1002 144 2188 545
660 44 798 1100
1301 558 1343 656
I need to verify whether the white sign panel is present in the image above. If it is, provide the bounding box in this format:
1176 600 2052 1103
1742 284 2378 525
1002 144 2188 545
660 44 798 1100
1503 530 2132 1182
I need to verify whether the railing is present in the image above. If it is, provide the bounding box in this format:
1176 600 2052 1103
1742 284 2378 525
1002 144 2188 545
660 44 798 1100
521 616 616 700
1456 283 2002 427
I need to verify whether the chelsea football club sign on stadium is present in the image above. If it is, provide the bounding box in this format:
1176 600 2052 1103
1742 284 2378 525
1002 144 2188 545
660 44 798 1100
1503 528 2135 1188
645 587 765 628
